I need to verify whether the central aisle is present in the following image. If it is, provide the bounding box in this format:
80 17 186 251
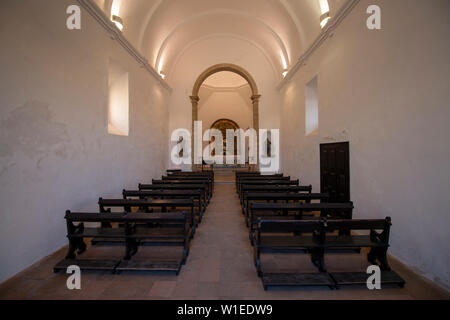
170 183 263 298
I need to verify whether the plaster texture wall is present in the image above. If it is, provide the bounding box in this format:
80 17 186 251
198 84 253 131
0 0 170 282
279 0 450 289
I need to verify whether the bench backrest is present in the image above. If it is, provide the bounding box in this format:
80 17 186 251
239 179 299 185
65 210 187 223
241 185 312 193
99 197 194 208
250 202 354 219
324 218 391 243
169 171 213 175
152 179 208 185
123 189 202 199
258 219 322 233
162 176 212 181
257 217 392 244
139 183 207 190
245 192 329 201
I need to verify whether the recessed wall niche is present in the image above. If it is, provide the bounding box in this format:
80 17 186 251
108 58 129 136
305 75 319 136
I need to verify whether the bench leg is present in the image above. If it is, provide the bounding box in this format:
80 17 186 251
76 238 87 255
65 240 77 259
368 247 391 271
124 239 138 260
65 238 86 259
253 241 262 277
310 248 326 272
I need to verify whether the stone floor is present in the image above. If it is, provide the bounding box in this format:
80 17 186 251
0 183 448 300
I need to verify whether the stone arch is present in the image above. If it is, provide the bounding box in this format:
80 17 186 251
190 64 260 136
190 63 260 168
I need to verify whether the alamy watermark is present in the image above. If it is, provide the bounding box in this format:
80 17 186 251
367 265 382 290
66 5 81 30
66 265 81 290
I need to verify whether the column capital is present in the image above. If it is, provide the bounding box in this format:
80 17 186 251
251 94 261 103
190 95 200 103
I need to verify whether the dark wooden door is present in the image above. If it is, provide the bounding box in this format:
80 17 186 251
320 142 350 202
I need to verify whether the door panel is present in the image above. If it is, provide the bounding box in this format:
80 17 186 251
320 142 350 203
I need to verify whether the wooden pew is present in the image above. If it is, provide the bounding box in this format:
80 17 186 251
253 217 405 290
168 170 214 181
166 169 182 173
248 202 354 242
252 219 331 287
98 198 197 235
243 192 329 226
161 175 213 196
237 176 290 194
54 210 190 274
238 179 299 197
139 183 208 205
236 173 283 190
123 189 206 222
235 171 261 178
239 185 312 207
152 179 212 202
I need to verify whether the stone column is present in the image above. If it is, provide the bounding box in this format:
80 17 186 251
190 96 200 171
251 94 261 171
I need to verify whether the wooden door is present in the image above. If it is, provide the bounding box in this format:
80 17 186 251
320 142 350 202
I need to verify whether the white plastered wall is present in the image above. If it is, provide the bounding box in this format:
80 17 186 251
280 0 450 289
0 0 170 282
198 85 253 131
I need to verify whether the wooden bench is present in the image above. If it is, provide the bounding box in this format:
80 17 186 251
235 171 262 178
123 189 206 221
253 217 405 290
54 210 191 274
238 178 299 193
238 179 300 198
98 198 196 236
237 176 291 194
161 176 213 196
139 183 209 205
236 173 283 190
248 202 354 242
239 185 312 207
168 170 214 180
152 179 212 202
243 192 329 226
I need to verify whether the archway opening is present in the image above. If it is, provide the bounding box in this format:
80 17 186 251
190 64 260 168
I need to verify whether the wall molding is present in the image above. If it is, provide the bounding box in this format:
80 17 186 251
277 0 361 89
76 0 172 92
200 83 251 92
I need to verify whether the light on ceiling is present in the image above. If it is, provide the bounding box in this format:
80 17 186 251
160 71 166 79
320 12 330 29
111 15 124 31
282 69 288 78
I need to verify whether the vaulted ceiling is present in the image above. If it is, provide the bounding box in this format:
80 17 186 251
93 0 347 82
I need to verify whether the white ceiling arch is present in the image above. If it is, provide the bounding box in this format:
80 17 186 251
102 0 338 83
135 0 305 73
152 10 290 76
168 33 279 80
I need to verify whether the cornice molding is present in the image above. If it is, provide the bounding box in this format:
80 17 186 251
277 0 361 89
76 0 172 92
200 83 251 92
